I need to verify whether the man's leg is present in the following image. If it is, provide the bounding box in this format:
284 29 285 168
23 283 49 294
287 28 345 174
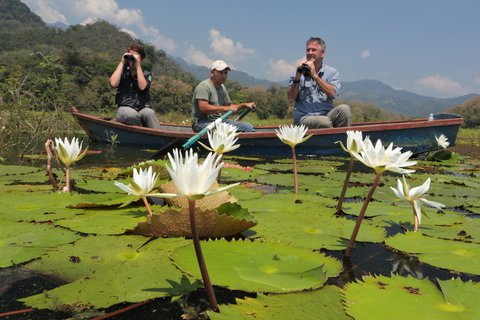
139 108 162 129
225 119 255 132
116 107 142 126
328 104 352 127
299 115 332 128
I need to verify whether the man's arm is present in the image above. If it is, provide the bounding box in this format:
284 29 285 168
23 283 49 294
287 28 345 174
311 74 336 97
109 59 125 88
198 100 255 114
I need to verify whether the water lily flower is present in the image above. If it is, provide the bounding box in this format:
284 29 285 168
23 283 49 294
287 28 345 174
338 130 367 155
199 127 240 155
436 134 450 149
275 124 312 193
345 138 417 257
215 122 238 136
150 148 240 312
351 139 417 175
390 176 445 232
154 148 238 200
55 137 88 167
114 166 159 217
275 124 312 148
54 137 88 192
336 131 369 213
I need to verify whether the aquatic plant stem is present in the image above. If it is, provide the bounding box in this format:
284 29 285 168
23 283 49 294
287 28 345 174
65 166 71 192
336 156 354 213
344 172 382 257
142 196 154 218
216 155 223 183
292 146 298 193
411 204 420 232
188 199 219 312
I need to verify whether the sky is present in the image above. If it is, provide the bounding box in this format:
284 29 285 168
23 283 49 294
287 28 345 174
21 0 480 98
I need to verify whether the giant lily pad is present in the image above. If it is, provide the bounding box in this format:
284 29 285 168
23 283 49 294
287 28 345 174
0 220 80 267
209 285 349 320
129 203 256 238
171 239 342 293
386 232 480 275
21 236 197 309
342 274 480 320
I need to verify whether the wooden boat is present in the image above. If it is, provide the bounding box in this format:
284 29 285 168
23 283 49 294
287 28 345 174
71 107 463 157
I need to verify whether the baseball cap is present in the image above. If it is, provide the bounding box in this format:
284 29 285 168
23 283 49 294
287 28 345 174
211 60 231 71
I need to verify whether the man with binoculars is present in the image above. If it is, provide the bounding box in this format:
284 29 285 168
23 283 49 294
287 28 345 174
110 44 161 129
287 37 351 128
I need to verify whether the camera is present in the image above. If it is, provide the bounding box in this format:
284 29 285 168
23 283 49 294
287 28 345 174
123 54 135 63
297 63 310 74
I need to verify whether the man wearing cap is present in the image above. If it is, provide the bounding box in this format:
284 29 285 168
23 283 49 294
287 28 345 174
191 60 256 132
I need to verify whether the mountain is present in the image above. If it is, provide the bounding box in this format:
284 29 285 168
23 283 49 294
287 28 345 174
0 0 45 31
173 57 274 88
340 80 478 117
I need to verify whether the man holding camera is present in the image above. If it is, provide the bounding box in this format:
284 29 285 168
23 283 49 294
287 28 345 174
110 44 161 129
287 37 351 128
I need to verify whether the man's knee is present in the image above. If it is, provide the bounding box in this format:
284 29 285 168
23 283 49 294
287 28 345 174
116 107 141 125
300 115 332 128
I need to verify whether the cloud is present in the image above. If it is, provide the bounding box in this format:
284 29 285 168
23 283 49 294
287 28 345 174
185 46 213 68
267 59 295 82
21 0 68 24
474 77 480 86
208 29 255 61
414 75 468 96
22 0 176 53
360 49 371 59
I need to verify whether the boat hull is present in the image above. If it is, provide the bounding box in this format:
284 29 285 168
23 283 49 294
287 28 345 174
71 108 463 157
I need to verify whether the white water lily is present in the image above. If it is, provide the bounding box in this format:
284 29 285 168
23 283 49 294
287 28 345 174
150 148 231 311
114 166 160 217
390 176 446 231
275 124 312 148
152 148 238 201
54 137 88 192
351 138 417 175
54 137 88 167
336 130 369 213
338 130 367 154
114 166 159 198
345 138 417 257
199 129 240 155
435 134 450 149
275 124 312 194
215 122 238 136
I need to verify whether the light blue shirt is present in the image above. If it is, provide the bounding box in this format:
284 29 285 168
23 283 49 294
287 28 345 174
289 64 341 124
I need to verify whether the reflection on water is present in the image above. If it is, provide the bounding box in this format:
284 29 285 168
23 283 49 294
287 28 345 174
79 142 160 168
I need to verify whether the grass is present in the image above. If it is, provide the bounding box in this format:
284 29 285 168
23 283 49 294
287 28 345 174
457 127 480 146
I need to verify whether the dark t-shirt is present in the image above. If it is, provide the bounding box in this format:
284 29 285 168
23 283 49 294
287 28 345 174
115 67 152 110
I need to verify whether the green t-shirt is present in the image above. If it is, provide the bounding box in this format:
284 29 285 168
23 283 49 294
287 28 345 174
192 79 231 123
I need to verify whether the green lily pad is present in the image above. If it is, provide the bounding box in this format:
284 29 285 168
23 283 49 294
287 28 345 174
21 236 197 309
342 274 480 320
172 239 342 293
386 232 480 275
0 220 80 267
242 193 384 250
209 285 349 320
